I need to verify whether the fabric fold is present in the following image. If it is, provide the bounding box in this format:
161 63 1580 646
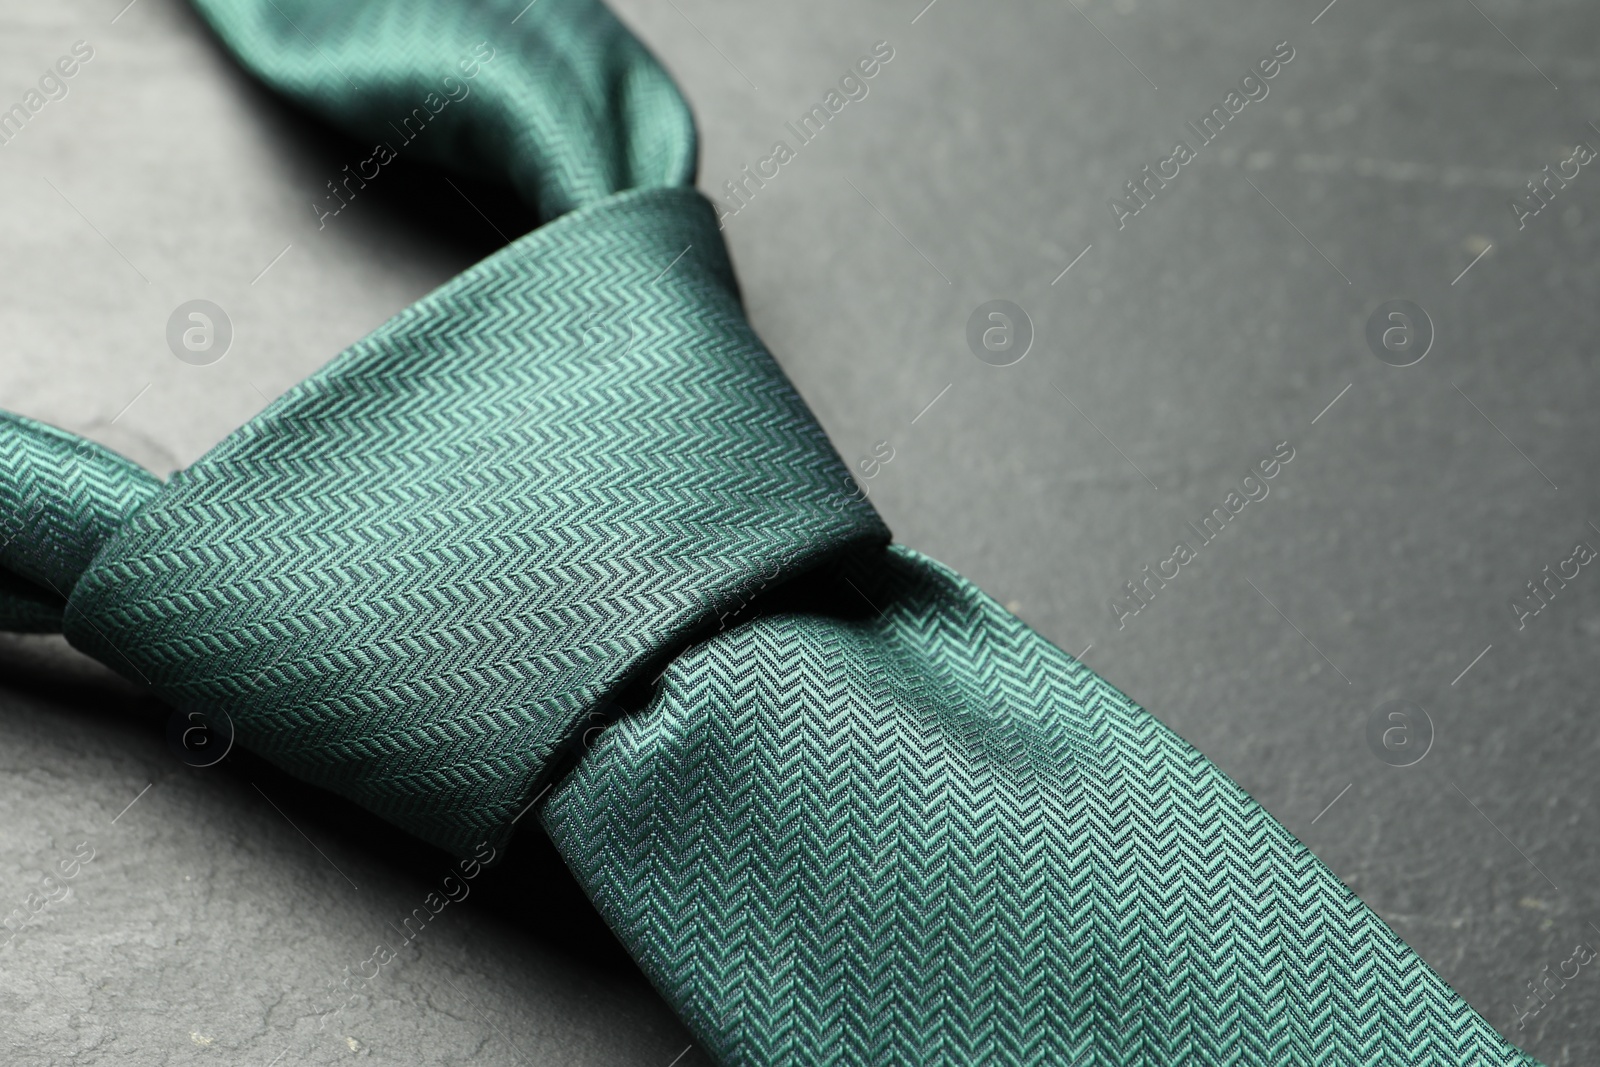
0 411 162 631
187 0 697 220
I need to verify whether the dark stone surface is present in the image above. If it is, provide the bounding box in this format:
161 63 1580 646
0 0 1595 1062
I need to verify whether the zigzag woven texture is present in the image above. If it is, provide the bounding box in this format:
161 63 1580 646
546 544 1541 1067
0 412 160 632
67 187 887 857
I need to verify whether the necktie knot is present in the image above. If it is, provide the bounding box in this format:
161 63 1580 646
58 188 885 858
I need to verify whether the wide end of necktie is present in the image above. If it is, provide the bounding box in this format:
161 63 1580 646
548 541 1545 1067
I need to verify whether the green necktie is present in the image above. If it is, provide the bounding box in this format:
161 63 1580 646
0 1 1542 1064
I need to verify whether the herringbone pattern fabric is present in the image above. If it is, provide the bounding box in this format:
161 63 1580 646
0 412 161 632
68 186 886 856
546 545 1540 1067
0 0 1548 1063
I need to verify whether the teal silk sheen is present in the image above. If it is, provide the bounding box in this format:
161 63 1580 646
69 183 886 856
0 0 1543 1064
187 0 697 217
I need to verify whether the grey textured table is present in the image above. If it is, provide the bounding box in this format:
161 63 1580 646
1 0 1597 1063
